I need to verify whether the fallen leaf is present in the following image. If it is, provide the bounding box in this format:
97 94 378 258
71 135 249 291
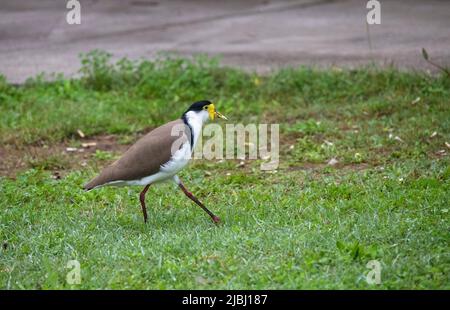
77 129 85 138
66 147 78 152
445 142 450 149
394 136 404 142
411 97 421 105
327 158 339 166
82 142 97 148
430 131 437 138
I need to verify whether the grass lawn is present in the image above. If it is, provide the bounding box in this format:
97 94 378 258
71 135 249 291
0 51 449 289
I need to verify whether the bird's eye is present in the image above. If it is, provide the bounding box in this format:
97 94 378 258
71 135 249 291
204 106 208 110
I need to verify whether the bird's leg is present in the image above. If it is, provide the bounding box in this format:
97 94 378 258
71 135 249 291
139 184 151 223
178 181 220 224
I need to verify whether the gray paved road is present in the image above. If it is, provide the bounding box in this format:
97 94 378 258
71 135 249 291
1 0 449 83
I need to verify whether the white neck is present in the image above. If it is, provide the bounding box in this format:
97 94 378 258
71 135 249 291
184 110 209 150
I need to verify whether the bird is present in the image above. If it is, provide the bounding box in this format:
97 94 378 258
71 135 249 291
83 100 228 224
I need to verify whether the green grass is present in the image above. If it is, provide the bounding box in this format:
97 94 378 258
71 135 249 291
0 50 449 289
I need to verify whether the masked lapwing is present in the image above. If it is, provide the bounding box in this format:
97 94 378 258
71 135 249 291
84 100 227 224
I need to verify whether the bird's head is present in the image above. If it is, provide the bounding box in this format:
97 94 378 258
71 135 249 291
183 100 228 123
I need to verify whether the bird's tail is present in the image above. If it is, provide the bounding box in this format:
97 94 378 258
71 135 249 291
83 179 97 191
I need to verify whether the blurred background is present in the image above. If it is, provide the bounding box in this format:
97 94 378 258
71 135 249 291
1 0 449 83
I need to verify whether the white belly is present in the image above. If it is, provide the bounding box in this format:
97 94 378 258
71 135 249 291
105 141 192 187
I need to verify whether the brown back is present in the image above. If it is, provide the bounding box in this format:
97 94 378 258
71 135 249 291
84 119 189 190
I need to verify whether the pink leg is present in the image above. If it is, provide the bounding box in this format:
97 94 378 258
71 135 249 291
139 184 151 223
178 181 220 224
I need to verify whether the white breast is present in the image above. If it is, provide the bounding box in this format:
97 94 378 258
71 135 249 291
160 141 192 174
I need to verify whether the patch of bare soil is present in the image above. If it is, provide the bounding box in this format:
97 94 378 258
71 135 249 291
1 130 376 179
0 135 131 178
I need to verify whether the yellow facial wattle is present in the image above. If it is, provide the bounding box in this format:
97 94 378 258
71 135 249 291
207 103 228 121
208 103 216 120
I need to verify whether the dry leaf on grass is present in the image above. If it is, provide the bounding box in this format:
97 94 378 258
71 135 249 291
411 97 421 105
77 129 85 138
394 136 403 142
327 158 339 166
81 142 97 148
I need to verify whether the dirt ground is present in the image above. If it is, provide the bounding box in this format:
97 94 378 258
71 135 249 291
1 0 449 83
0 131 376 178
0 135 130 178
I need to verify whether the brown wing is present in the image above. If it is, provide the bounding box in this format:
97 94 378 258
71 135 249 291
84 119 189 190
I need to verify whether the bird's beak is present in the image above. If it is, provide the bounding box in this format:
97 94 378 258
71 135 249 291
215 111 228 120
208 104 228 121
